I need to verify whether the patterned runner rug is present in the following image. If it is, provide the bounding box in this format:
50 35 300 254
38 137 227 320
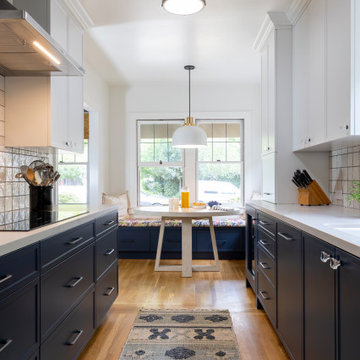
119 309 241 359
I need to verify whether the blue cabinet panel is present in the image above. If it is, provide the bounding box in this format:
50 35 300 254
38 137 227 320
96 229 117 280
0 243 38 298
196 227 243 252
118 227 151 252
0 280 39 360
150 227 196 252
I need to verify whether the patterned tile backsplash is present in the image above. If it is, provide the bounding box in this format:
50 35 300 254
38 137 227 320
0 147 54 230
0 75 55 230
329 146 360 209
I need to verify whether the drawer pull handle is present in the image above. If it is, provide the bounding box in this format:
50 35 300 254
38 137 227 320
104 220 115 226
259 262 270 270
67 237 84 245
65 276 84 288
259 290 270 300
66 330 84 346
0 274 13 284
320 251 331 263
104 286 115 296
259 220 269 226
0 339 12 353
105 249 115 256
278 232 294 241
259 240 269 247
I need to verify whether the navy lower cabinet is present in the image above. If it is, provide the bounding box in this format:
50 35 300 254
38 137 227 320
0 280 39 360
304 234 336 360
0 210 118 360
277 223 303 360
337 249 360 360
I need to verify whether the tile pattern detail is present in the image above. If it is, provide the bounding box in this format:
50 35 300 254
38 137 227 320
0 75 54 230
329 146 360 208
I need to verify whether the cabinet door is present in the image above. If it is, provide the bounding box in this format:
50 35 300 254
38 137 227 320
50 0 68 50
304 234 336 360
277 223 302 360
293 9 309 151
267 30 276 154
326 0 351 140
262 152 275 203
68 77 84 153
50 77 69 150
307 0 326 147
68 17 83 65
337 249 360 360
261 43 269 154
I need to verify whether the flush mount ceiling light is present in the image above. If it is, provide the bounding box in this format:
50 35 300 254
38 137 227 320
172 65 207 149
161 0 206 15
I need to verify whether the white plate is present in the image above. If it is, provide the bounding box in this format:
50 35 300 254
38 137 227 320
192 204 207 209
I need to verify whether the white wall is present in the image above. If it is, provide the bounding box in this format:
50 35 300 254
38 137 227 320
83 61 111 204
109 83 262 206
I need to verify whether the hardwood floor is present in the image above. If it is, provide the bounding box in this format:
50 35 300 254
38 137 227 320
78 259 289 360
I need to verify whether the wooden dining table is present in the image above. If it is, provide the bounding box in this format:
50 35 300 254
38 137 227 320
134 206 242 277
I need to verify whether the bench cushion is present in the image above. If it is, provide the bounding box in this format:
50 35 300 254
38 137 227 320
118 216 245 228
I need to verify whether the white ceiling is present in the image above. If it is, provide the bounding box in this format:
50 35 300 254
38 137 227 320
80 0 292 86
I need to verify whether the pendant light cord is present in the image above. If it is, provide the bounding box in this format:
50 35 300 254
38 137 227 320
188 68 191 119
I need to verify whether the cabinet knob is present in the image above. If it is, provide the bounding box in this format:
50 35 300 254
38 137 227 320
320 251 331 263
329 258 341 270
65 141 70 147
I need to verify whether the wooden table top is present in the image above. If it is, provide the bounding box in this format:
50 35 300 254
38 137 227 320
134 206 242 218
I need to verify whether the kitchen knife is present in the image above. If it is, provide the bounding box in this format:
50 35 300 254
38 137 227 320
299 172 310 187
303 170 313 183
292 177 302 188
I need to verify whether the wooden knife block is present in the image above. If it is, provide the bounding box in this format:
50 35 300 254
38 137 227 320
298 180 331 206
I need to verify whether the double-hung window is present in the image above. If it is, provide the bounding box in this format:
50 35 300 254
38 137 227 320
138 121 184 206
197 120 244 207
137 119 244 207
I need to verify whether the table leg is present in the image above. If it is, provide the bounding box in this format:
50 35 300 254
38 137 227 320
209 217 220 271
154 218 165 271
182 218 193 277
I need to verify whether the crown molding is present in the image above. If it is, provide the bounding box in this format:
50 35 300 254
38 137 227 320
60 0 94 30
253 12 292 52
287 0 312 25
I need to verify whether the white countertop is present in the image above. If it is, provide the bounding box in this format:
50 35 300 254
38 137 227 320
0 205 118 257
248 201 360 258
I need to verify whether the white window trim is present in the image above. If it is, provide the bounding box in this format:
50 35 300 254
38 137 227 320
127 111 251 208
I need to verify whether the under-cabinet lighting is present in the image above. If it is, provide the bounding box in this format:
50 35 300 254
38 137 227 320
33 41 61 65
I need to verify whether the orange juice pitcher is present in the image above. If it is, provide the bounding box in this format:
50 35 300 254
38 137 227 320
181 186 190 208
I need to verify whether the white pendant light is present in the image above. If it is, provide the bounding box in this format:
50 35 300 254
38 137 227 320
172 65 207 148
162 0 206 16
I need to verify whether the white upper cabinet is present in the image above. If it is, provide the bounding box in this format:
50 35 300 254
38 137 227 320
293 0 360 150
6 0 84 153
260 29 276 155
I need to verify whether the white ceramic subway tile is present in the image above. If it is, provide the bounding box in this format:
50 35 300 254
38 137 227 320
0 76 4 91
0 91 4 107
0 106 4 121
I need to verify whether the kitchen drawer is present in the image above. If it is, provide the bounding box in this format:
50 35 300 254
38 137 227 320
41 244 94 340
96 228 117 279
118 227 151 252
0 243 38 298
257 212 276 238
257 244 276 286
258 269 276 326
41 290 94 360
258 227 275 258
41 222 94 270
277 221 301 243
95 262 118 326
0 280 39 360
95 211 118 237
150 227 196 252
197 228 243 252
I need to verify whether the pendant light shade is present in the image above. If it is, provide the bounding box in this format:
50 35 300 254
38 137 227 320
172 65 207 149
162 0 206 16
172 118 207 148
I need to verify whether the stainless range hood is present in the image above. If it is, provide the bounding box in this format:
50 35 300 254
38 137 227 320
0 1 84 76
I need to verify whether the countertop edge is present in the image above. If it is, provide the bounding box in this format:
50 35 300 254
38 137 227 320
247 201 360 258
0 205 119 257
